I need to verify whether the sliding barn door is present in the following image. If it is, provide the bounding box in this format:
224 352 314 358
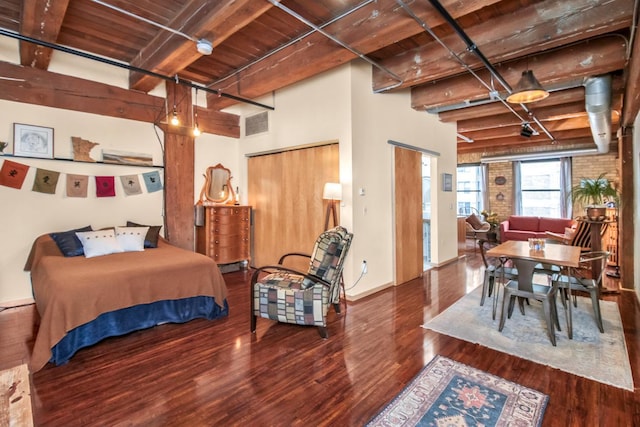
394 146 423 284
248 144 339 268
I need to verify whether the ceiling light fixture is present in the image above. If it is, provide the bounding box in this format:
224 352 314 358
196 39 213 56
520 123 534 138
507 70 549 104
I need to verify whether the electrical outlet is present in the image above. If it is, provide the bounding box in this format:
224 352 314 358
361 260 367 274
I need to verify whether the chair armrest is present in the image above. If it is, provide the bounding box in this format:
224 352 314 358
499 220 509 234
250 265 331 288
277 252 311 265
479 223 491 232
545 231 569 244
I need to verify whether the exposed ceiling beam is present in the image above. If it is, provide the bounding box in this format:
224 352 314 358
205 0 503 109
373 0 632 92
129 0 273 92
0 60 240 138
19 0 70 69
411 36 628 110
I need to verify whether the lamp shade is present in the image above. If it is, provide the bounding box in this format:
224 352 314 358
323 182 342 201
506 70 549 104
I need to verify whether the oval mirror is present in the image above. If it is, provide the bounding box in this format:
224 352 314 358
199 163 236 204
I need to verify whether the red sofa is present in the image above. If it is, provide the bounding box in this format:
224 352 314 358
499 215 574 242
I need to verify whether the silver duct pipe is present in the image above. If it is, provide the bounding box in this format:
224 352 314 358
584 75 612 153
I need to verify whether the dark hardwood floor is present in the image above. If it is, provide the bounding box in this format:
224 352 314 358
1 251 638 426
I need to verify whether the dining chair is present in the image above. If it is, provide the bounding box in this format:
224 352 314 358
551 251 609 333
478 240 517 316
499 258 561 346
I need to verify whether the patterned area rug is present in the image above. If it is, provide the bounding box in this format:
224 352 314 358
367 355 548 426
0 364 33 427
422 287 634 391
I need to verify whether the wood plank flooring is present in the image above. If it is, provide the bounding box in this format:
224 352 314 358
1 251 638 426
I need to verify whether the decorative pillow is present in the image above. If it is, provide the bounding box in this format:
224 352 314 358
126 221 162 248
465 213 483 230
115 226 149 252
75 229 124 258
50 226 93 257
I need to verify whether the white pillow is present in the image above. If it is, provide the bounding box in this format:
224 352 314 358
76 229 124 258
115 226 149 252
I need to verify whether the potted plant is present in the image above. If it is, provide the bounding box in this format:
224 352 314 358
570 173 619 220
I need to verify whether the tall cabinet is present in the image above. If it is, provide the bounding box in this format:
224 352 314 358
196 205 251 266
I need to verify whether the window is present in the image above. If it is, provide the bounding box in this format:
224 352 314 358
518 160 562 217
456 165 484 215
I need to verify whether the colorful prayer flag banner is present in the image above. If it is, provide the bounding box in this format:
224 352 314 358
142 170 163 193
32 168 60 194
95 175 116 197
66 174 89 198
120 174 142 195
0 159 30 189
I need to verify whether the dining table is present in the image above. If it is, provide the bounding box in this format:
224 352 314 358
486 240 582 339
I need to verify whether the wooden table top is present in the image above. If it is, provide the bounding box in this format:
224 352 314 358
486 240 581 268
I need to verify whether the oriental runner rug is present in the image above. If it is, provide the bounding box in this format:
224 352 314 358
367 355 547 426
0 364 33 427
422 287 633 391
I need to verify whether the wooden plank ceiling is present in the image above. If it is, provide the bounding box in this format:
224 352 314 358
1 0 638 156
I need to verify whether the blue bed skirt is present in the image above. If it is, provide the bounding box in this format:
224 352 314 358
50 296 229 365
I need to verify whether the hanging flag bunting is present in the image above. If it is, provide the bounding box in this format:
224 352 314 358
120 174 142 195
66 173 89 198
32 168 60 194
95 176 116 197
0 159 30 189
142 170 163 193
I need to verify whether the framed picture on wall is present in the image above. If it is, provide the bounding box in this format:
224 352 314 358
13 123 54 159
442 173 453 192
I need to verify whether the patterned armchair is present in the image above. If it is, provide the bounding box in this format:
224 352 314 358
250 226 353 338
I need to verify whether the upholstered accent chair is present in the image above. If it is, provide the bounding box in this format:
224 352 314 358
465 213 491 252
250 226 353 338
545 219 608 251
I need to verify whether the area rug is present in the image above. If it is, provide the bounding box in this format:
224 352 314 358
367 355 548 426
0 364 33 427
422 287 634 391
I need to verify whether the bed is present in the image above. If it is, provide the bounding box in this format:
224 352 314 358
25 232 228 372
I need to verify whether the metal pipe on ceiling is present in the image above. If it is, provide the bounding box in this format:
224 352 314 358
265 0 404 92
209 0 375 89
0 28 274 110
395 0 555 143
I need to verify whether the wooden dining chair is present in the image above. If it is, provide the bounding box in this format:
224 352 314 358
499 258 561 346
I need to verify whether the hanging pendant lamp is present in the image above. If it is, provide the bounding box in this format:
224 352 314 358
506 70 549 104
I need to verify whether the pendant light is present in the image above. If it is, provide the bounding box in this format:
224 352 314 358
193 88 201 137
506 70 549 104
170 75 180 126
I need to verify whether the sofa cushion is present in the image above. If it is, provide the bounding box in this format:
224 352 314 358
508 215 539 232
502 230 539 241
539 217 573 234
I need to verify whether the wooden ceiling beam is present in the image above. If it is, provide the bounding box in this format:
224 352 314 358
458 129 596 152
205 0 503 110
412 36 627 110
373 0 632 92
130 0 273 92
0 61 240 138
457 137 597 154
19 0 70 69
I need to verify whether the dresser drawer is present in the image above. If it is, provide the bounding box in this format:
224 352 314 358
196 205 252 265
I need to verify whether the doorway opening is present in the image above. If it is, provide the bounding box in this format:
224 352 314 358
422 155 432 268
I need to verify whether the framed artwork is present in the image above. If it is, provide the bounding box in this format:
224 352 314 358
13 123 54 159
442 173 453 192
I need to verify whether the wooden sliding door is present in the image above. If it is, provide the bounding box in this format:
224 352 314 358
394 146 423 284
248 143 339 268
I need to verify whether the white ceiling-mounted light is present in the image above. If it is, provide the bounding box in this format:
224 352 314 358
196 39 213 55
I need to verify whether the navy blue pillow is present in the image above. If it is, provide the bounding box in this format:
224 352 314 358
50 226 93 257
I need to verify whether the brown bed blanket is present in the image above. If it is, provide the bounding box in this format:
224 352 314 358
25 234 228 371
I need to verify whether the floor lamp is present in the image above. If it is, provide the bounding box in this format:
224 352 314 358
323 182 342 231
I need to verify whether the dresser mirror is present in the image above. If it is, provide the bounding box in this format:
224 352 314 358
200 163 236 204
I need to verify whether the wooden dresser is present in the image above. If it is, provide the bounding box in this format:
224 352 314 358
196 205 251 266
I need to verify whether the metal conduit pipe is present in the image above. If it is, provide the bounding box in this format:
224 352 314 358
422 0 556 143
584 75 612 153
0 28 274 110
210 0 375 89
265 0 404 92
